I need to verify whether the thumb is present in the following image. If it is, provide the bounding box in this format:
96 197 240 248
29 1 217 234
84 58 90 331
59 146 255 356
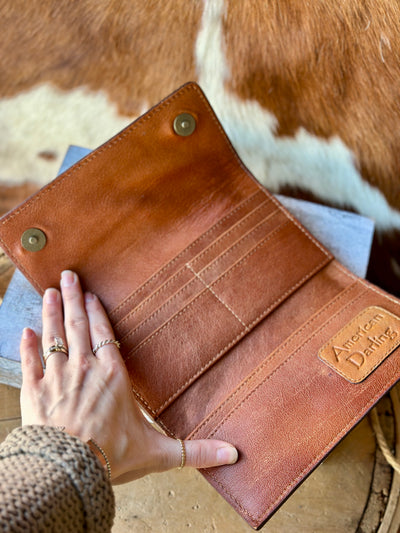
181 439 238 469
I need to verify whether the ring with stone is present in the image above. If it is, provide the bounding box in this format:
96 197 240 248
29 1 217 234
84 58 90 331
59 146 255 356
43 336 68 366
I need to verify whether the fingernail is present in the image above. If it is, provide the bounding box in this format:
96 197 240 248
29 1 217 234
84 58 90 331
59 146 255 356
44 288 59 303
84 292 96 303
61 270 76 287
216 445 238 465
22 327 34 339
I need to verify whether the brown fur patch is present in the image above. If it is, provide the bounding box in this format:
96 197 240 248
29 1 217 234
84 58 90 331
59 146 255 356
0 1 202 115
223 2 400 212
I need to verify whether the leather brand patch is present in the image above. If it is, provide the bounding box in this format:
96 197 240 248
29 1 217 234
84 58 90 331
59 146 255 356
318 306 400 383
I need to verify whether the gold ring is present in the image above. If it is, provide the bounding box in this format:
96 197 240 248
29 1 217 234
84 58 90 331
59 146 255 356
177 438 186 470
43 337 68 366
92 339 121 355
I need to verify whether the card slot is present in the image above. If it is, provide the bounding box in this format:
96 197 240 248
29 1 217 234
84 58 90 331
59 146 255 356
109 189 267 322
201 353 394 529
125 288 246 417
114 195 276 333
206 218 331 322
189 209 283 284
118 214 287 347
189 285 400 528
116 207 283 340
186 280 364 440
116 274 204 342
188 199 277 273
191 278 400 442
125 220 332 416
114 266 195 337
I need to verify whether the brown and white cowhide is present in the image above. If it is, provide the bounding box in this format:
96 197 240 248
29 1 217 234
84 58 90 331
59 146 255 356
0 1 399 294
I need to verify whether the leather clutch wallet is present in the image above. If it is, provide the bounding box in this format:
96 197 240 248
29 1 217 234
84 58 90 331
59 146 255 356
1 82 400 529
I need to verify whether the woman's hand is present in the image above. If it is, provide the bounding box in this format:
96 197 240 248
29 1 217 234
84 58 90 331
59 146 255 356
20 270 238 483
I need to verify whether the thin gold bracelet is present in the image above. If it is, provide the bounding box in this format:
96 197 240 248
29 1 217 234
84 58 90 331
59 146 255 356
87 438 112 480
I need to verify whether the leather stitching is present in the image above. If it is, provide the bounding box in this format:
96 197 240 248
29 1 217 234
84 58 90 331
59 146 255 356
186 263 247 327
124 220 290 349
110 190 266 318
188 280 360 439
115 198 274 329
130 251 330 415
200 287 400 524
118 209 282 341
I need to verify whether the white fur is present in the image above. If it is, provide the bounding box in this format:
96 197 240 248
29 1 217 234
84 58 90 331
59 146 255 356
196 0 400 231
0 84 131 185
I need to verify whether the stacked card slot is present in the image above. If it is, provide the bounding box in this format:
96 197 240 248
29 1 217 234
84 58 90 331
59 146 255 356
115 196 333 417
115 202 281 342
179 275 400 527
109 190 268 323
157 262 359 437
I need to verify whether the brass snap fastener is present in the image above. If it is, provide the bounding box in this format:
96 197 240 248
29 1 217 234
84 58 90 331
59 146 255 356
173 113 196 136
21 228 47 252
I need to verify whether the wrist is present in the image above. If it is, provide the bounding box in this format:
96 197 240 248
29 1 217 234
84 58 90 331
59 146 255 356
86 438 112 480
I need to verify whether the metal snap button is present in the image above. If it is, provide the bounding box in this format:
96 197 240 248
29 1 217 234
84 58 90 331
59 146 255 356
173 113 196 136
21 228 47 252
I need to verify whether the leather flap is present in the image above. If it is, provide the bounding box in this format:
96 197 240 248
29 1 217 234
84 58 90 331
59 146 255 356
0 81 332 414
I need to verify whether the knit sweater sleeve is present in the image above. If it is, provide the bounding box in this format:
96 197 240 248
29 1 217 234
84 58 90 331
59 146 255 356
0 425 115 533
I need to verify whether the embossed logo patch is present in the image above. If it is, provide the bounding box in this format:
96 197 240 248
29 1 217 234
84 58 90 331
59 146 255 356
318 306 400 383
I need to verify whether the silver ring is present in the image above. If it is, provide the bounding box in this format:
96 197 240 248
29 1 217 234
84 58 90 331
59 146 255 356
43 337 68 366
92 339 121 355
